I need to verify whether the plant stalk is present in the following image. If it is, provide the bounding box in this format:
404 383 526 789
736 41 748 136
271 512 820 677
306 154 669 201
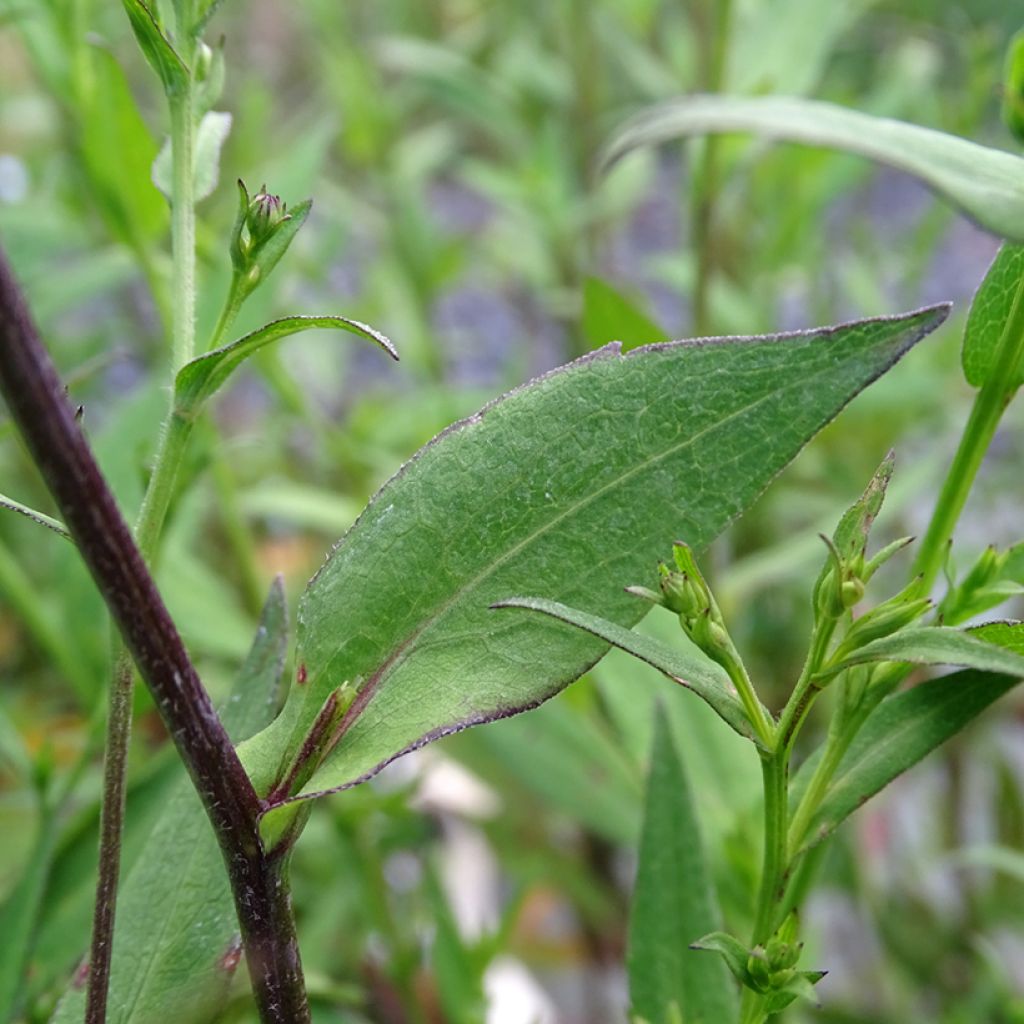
0 243 311 1023
912 272 1024 591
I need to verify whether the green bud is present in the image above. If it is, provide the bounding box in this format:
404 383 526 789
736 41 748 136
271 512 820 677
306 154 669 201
840 577 865 609
836 578 931 658
658 566 706 619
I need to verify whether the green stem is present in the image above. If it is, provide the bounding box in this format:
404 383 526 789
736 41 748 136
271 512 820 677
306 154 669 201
774 617 836 756
912 273 1024 592
169 89 197 371
740 753 789 1024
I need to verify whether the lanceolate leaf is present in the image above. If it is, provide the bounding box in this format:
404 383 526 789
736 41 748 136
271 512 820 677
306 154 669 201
800 652 1024 853
822 626 1024 679
237 304 948 803
628 714 737 1024
120 0 188 98
962 243 1024 389
52 581 289 1024
492 596 762 746
174 316 398 417
602 95 1024 241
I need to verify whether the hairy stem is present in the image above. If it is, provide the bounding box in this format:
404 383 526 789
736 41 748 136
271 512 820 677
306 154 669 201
0 245 311 1024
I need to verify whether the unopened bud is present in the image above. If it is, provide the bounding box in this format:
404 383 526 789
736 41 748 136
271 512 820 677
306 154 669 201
247 185 289 241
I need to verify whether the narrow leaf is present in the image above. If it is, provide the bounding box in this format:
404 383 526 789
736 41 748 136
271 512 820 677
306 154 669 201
235 304 948 802
603 95 1024 241
120 0 188 97
823 626 1024 679
0 491 69 539
51 580 289 1024
629 714 737 1024
493 596 762 746
174 315 398 417
962 243 1024 388
801 663 1024 853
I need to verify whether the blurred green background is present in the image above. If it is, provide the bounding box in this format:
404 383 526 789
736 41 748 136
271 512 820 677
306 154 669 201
1 1 1024 1021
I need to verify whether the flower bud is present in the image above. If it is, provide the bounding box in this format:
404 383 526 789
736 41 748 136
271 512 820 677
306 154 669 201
246 185 289 243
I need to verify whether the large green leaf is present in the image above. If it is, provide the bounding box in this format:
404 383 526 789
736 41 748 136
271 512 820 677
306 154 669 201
823 626 1024 680
239 304 947 803
628 713 736 1024
603 95 1024 241
962 243 1024 388
492 595 762 746
800 659 1024 853
51 581 288 1024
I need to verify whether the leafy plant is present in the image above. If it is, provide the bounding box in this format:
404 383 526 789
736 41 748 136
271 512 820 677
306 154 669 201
1 4 1024 1024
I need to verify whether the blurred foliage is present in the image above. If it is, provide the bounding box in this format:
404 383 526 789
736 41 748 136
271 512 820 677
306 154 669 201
0 0 1022 1022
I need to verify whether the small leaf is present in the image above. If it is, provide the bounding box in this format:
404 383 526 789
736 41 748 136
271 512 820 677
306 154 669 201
174 315 398 418
51 580 288 1024
800 657 1024 853
629 714 738 1024
603 95 1024 241
152 111 232 202
583 277 668 352
822 625 1024 680
245 198 312 293
120 0 188 97
690 932 754 989
235 304 948 805
0 491 69 539
492 596 763 746
763 971 826 1014
962 243 1024 389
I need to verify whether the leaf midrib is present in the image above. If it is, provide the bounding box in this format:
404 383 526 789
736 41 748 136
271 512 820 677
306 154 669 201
299 333 896 780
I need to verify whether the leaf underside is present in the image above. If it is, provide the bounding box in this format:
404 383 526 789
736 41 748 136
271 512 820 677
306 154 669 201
603 95 1024 241
239 304 949 803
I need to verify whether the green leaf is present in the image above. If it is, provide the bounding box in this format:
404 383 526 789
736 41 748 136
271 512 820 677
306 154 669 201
0 819 59 1021
582 277 668 352
691 932 753 989
236 304 948 802
174 315 398 418
51 581 288 1024
80 46 167 247
962 243 1024 389
120 0 188 97
629 714 737 1024
763 971 827 1014
0 491 69 539
800 660 1024 852
492 596 762 746
152 110 232 202
971 619 1024 655
603 95 1024 241
822 626 1024 680
243 196 313 294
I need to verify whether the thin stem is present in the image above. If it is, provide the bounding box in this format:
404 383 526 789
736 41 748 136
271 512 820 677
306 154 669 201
169 89 197 371
740 753 789 1024
721 651 775 750
912 272 1024 592
0 244 311 1024
774 617 837 756
83 648 133 1024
